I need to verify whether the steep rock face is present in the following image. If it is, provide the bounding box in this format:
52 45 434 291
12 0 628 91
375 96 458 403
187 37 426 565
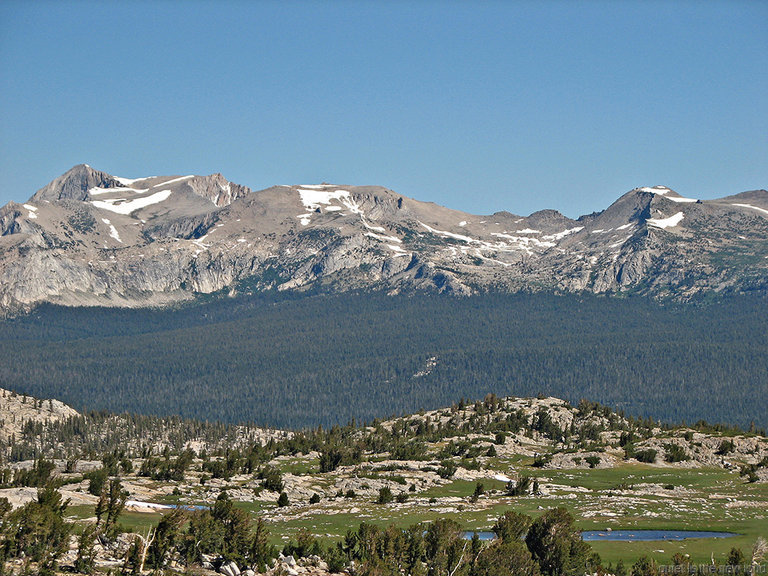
186 173 251 207
0 167 766 312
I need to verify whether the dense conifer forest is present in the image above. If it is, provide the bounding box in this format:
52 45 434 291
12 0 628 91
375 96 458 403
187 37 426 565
0 292 766 429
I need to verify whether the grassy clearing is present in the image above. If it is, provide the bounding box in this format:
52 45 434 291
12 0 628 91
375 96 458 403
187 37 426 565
64 461 764 567
254 462 767 566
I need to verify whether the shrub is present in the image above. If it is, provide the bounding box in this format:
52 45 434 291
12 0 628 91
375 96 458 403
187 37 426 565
631 555 659 576
717 439 735 455
532 453 552 467
664 443 690 463
634 449 657 463
437 460 457 479
86 467 108 496
585 456 600 468
376 486 394 504
507 475 532 497
258 465 284 492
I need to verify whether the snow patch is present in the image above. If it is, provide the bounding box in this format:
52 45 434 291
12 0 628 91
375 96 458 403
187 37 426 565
639 186 671 195
299 189 362 214
640 186 695 202
609 236 632 249
23 204 37 219
363 221 386 233
89 186 149 196
114 176 145 186
125 500 173 512
298 189 361 226
516 228 540 234
459 221 467 227
542 226 584 241
154 175 194 187
365 232 402 244
101 218 122 243
489 232 556 250
419 221 474 243
616 223 634 230
90 189 173 215
647 211 684 229
733 203 768 216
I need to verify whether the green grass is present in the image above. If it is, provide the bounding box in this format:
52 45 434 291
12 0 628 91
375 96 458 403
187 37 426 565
253 462 768 566
531 463 734 492
420 478 508 499
65 504 162 535
273 457 320 476
62 460 767 568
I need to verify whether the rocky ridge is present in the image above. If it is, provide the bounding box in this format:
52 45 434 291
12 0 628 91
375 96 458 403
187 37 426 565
1 165 767 311
0 387 78 446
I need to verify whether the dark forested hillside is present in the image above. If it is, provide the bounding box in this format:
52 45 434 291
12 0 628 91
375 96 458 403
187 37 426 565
1 292 766 429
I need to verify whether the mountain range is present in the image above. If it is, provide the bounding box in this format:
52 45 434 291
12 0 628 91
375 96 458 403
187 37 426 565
1 164 767 311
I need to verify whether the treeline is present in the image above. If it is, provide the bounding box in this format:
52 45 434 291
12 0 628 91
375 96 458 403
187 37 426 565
0 292 766 429
1 409 273 462
6 392 759 468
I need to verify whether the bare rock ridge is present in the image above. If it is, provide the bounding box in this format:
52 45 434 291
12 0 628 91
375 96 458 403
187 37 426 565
0 387 79 445
0 167 767 311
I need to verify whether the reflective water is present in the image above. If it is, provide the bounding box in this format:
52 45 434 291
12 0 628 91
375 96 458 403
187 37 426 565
463 530 738 542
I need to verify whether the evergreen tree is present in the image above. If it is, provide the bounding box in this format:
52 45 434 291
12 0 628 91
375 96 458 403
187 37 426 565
525 508 595 576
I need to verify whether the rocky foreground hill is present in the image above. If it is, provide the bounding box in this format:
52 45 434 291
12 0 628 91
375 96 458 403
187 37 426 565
1 164 766 311
1 389 767 575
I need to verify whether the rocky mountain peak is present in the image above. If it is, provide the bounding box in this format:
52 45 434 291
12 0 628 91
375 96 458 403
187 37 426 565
186 173 252 207
526 209 576 229
31 164 125 202
0 166 766 311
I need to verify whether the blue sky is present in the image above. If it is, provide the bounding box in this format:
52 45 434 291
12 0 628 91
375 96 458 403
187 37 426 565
1 1 765 218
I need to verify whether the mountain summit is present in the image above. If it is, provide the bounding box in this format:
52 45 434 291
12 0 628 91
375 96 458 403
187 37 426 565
1 166 767 311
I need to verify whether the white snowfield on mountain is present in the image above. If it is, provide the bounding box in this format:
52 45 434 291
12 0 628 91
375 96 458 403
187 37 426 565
733 203 768 216
90 189 173 215
647 212 685 229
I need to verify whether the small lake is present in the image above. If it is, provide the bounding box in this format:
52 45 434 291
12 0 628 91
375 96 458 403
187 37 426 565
581 530 739 542
463 530 738 542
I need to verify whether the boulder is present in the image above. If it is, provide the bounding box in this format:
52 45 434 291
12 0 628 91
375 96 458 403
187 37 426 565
219 560 240 576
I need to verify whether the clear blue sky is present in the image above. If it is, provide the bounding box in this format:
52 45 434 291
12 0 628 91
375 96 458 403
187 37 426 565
1 0 766 218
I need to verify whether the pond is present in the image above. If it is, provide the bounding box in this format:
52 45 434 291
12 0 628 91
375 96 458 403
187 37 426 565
581 530 739 542
463 530 738 542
